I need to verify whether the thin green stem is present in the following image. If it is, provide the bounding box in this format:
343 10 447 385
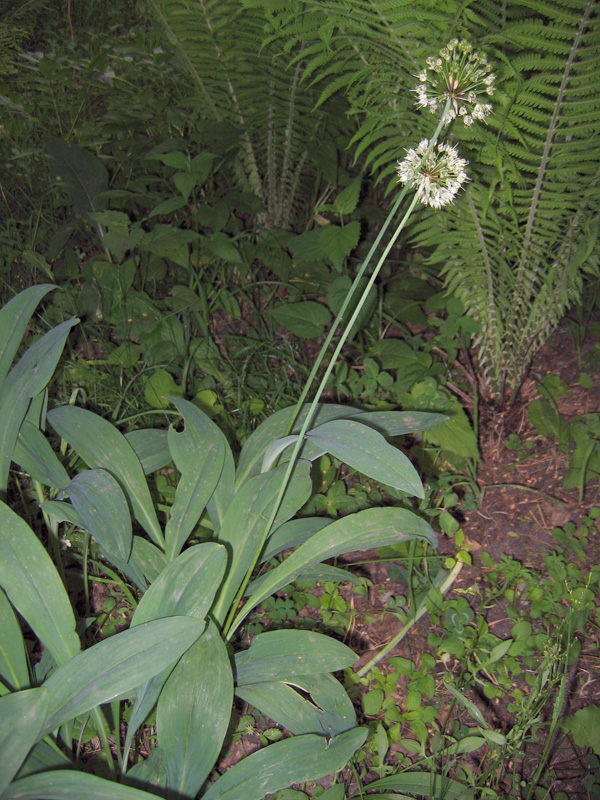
356 560 463 678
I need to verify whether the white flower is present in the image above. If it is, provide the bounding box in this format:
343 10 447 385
397 139 469 209
414 39 495 126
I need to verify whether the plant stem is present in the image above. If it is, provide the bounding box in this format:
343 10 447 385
356 560 463 678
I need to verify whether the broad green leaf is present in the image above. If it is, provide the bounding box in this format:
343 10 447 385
13 421 70 490
132 543 227 626
165 398 227 560
236 403 362 487
320 221 361 270
121 672 168 770
565 705 600 754
288 563 362 586
356 410 448 438
260 517 331 563
14 739 71 779
235 630 357 685
0 318 78 493
129 537 167 583
144 369 184 409
158 621 233 796
423 403 480 461
261 434 326 473
0 501 80 667
0 587 29 690
213 461 312 623
363 771 471 800
141 224 198 262
124 429 171 475
0 285 55 385
270 301 332 339
44 137 108 221
236 673 355 737
0 688 49 794
47 406 164 548
306 419 424 497
41 617 204 735
206 232 243 264
124 544 226 759
202 728 367 800
238 507 436 624
124 747 167 792
3 770 162 800
333 175 361 216
40 500 85 529
68 470 132 564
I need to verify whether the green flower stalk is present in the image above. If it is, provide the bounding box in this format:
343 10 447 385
224 41 493 639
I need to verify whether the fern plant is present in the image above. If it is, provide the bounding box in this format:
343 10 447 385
416 0 600 404
249 0 600 405
147 0 353 230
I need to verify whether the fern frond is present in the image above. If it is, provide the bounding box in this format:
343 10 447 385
150 0 353 229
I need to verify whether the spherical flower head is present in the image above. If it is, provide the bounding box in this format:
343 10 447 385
397 139 469 209
414 39 495 126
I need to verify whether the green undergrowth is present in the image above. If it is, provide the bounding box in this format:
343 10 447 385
1 4 600 800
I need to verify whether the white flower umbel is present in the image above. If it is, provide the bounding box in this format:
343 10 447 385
414 39 495 126
397 139 468 209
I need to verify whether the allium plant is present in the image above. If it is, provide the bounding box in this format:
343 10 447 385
227 42 495 637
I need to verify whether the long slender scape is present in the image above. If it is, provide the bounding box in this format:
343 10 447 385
284 100 452 437
223 101 453 639
356 560 463 677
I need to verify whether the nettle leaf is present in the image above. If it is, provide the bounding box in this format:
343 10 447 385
333 175 362 216
270 301 332 339
320 221 360 269
565 705 600 754
44 137 108 221
205 232 243 264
